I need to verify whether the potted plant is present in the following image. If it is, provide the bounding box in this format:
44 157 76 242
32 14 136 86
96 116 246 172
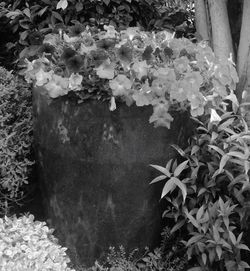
24 24 238 266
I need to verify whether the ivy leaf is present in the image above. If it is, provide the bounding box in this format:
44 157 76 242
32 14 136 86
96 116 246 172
56 0 68 10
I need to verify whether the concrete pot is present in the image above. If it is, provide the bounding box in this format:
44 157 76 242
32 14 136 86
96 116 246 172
32 87 192 266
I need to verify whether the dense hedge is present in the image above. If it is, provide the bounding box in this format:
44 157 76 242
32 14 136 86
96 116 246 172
0 214 75 271
0 67 33 214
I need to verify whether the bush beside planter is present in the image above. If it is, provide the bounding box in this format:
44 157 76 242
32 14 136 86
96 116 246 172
33 86 193 266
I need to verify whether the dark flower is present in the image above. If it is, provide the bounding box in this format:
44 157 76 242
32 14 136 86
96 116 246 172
69 24 85 36
96 38 116 51
90 49 109 67
142 45 153 61
38 43 55 55
116 44 133 63
164 47 173 58
66 55 84 73
61 47 77 62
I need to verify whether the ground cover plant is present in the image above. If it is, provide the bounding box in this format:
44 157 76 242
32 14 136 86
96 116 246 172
0 67 33 215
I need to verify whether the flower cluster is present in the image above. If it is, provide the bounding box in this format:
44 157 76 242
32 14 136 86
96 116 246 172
0 214 75 271
25 25 239 128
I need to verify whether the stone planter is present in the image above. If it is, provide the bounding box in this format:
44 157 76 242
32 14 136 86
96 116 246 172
32 87 193 266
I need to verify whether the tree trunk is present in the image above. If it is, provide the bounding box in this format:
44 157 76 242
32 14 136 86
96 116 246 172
194 0 210 42
207 0 234 60
237 0 250 100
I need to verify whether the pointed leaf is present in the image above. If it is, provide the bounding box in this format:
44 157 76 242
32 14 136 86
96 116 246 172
150 175 166 184
208 145 225 156
171 144 186 156
174 178 187 202
219 154 230 173
196 205 204 221
227 151 248 160
237 244 250 251
161 178 176 198
185 209 199 229
186 234 203 246
216 245 222 260
174 160 189 177
229 231 237 245
150 164 171 177
170 219 185 233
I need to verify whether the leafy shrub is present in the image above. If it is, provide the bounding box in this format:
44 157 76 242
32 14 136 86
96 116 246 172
0 0 195 66
151 103 250 270
0 214 75 271
0 0 163 63
0 67 33 214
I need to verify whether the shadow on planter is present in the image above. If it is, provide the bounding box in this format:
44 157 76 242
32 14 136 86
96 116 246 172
33 87 193 267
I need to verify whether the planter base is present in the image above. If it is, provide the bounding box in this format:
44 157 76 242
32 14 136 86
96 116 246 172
33 88 193 266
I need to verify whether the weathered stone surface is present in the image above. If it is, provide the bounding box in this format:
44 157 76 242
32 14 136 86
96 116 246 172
33 87 193 266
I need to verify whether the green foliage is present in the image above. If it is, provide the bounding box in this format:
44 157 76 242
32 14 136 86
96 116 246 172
76 228 187 271
0 214 75 270
24 25 238 129
151 105 250 270
0 0 162 62
0 67 33 214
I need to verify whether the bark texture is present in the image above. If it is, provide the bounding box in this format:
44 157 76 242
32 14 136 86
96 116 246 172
208 0 234 60
194 0 210 42
237 0 250 100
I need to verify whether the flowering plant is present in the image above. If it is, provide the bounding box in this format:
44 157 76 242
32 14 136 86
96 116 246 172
24 25 239 128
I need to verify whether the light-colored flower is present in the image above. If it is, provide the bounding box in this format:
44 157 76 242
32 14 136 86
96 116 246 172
109 75 132 97
44 74 69 98
103 25 117 39
68 73 83 91
35 70 53 86
94 60 115 79
132 60 149 80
